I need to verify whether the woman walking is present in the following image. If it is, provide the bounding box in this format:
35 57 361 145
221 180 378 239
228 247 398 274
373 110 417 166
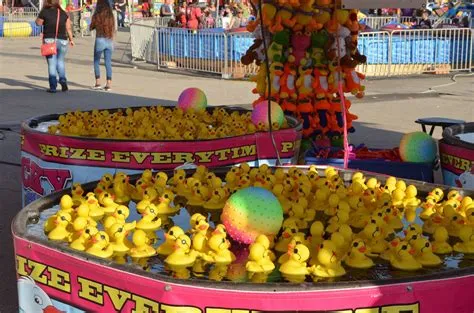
36 0 74 93
90 0 115 91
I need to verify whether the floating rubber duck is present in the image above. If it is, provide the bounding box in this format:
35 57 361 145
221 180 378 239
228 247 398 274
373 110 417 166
165 234 198 266
446 212 465 237
135 187 159 214
48 212 72 241
74 203 97 227
447 190 463 202
465 208 474 226
155 189 178 214
109 223 133 255
70 223 97 251
324 194 340 216
326 210 349 234
206 234 236 265
278 234 307 264
280 243 311 278
86 231 114 259
154 171 169 194
382 206 403 231
112 173 131 205
427 187 444 203
212 224 227 237
403 185 421 211
85 192 104 221
308 221 325 256
413 237 442 266
59 194 74 215
187 185 209 206
431 226 453 254
136 205 162 231
453 226 474 254
191 215 210 253
98 192 119 215
203 188 227 210
311 240 346 278
379 237 401 261
344 239 374 269
246 242 275 273
157 226 185 255
390 241 422 271
254 234 276 261
103 205 131 232
275 219 303 253
129 229 157 258
71 183 85 206
310 186 330 212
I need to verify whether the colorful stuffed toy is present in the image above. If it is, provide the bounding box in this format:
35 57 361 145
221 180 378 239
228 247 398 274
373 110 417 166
268 62 284 98
343 67 365 98
267 30 290 63
280 61 297 99
295 58 314 99
271 6 296 33
288 31 311 67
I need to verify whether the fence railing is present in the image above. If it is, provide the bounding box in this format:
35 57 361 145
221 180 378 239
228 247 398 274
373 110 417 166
1 7 39 21
362 13 472 30
130 24 473 79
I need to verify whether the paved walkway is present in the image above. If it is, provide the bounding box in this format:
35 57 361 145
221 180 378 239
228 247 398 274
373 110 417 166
0 30 473 311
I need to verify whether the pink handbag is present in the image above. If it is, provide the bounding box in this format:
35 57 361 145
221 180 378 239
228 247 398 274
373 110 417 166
40 9 60 56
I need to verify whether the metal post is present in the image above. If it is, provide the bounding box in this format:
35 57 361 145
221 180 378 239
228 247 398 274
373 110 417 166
156 27 161 70
222 32 229 78
387 31 392 77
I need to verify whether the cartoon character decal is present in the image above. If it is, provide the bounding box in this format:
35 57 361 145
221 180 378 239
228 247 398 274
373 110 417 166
456 167 474 190
18 276 64 313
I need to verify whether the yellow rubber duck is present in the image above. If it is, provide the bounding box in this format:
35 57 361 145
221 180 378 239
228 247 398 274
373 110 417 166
74 203 97 227
207 234 236 265
246 242 275 273
109 223 133 255
428 187 444 203
209 264 229 282
165 234 198 267
465 208 474 226
86 231 114 259
155 189 178 214
453 226 474 254
129 229 157 258
71 183 85 206
112 174 131 205
308 221 325 257
212 224 227 238
254 234 276 261
344 239 374 269
85 192 104 221
171 169 188 196
98 192 119 215
103 205 131 232
278 234 307 264
70 223 97 251
275 219 303 253
395 180 407 192
431 226 452 254
191 215 210 253
390 241 422 271
446 212 466 237
447 190 463 202
310 186 330 212
382 206 403 231
154 171 169 194
157 226 185 255
326 210 349 234
59 194 74 215
338 224 354 245
48 212 72 241
203 188 227 210
187 185 209 206
379 237 401 261
403 185 421 211
44 194 75 234
279 243 311 277
136 204 162 231
324 194 340 216
311 240 346 278
413 237 442 266
136 187 159 214
357 222 386 254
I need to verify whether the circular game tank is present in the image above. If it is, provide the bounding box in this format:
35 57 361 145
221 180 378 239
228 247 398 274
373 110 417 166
439 122 474 190
20 106 302 206
12 167 474 313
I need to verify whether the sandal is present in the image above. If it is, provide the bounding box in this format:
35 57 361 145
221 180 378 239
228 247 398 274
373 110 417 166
92 85 103 90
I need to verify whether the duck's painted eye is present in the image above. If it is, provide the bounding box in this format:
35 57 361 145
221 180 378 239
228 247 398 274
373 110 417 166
34 295 43 305
117 210 122 215
401 245 407 250
85 229 90 234
181 239 187 244
222 238 225 243
353 241 359 247
411 235 417 240
101 234 106 240
293 248 298 254
164 194 169 198
291 228 296 234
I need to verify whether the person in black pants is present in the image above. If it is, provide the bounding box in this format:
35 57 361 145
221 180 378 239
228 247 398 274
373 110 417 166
115 0 126 27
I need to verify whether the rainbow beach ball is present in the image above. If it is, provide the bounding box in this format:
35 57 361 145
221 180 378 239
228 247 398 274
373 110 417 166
399 131 437 163
251 100 285 128
177 88 207 112
221 187 283 244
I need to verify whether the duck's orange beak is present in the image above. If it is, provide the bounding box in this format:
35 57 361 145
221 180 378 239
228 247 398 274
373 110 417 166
358 246 366 253
43 305 63 313
282 232 290 238
409 248 415 255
